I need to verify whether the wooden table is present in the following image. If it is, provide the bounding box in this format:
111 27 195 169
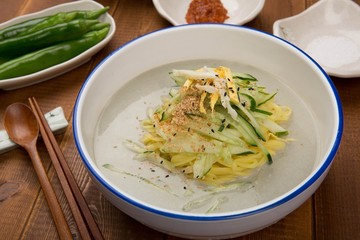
0 0 359 239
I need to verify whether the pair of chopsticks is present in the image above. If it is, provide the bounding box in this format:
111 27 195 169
28 97 104 240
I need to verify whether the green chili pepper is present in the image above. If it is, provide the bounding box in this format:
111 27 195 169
0 26 110 80
0 56 11 65
88 22 111 31
0 7 109 40
0 19 99 57
18 7 109 37
70 7 110 20
0 16 47 41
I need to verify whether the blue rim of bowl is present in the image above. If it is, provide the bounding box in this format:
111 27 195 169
73 24 343 221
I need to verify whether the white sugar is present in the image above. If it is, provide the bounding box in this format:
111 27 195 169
306 35 360 69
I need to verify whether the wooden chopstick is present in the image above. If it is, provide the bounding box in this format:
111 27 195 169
29 97 104 240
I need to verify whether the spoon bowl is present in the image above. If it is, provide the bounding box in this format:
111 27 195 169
4 103 39 147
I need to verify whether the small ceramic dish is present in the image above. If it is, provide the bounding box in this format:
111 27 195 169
273 0 360 78
152 0 265 26
0 0 115 90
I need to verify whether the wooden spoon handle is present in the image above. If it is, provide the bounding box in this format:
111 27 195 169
27 144 72 240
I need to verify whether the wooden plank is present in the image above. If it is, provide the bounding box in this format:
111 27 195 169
248 0 307 33
0 0 30 23
2 0 359 239
314 76 360 240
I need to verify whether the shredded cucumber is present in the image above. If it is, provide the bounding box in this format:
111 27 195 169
125 66 291 185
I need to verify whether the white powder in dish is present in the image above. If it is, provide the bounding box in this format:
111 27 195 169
306 35 360 69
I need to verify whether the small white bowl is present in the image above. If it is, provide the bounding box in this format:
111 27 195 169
0 0 115 90
74 24 343 238
152 0 265 26
273 0 360 78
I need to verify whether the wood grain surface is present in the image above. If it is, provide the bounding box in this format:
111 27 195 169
0 0 359 239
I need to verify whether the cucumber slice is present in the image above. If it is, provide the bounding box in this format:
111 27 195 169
258 118 289 136
258 92 277 106
193 154 218 179
232 72 257 81
185 120 246 146
233 102 267 141
213 111 257 146
239 93 256 111
169 88 179 97
169 71 186 86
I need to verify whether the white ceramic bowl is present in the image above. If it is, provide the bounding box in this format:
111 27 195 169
152 0 265 26
0 0 115 90
73 24 343 239
273 0 360 78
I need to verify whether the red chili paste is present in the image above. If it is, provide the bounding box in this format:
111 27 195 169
186 0 229 24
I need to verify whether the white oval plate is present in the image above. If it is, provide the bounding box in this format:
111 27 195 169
152 0 265 26
273 0 360 78
0 0 116 90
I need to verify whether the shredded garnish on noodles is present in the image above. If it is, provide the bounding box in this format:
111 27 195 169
125 66 292 185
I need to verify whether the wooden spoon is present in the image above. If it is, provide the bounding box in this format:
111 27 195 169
3 103 72 240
